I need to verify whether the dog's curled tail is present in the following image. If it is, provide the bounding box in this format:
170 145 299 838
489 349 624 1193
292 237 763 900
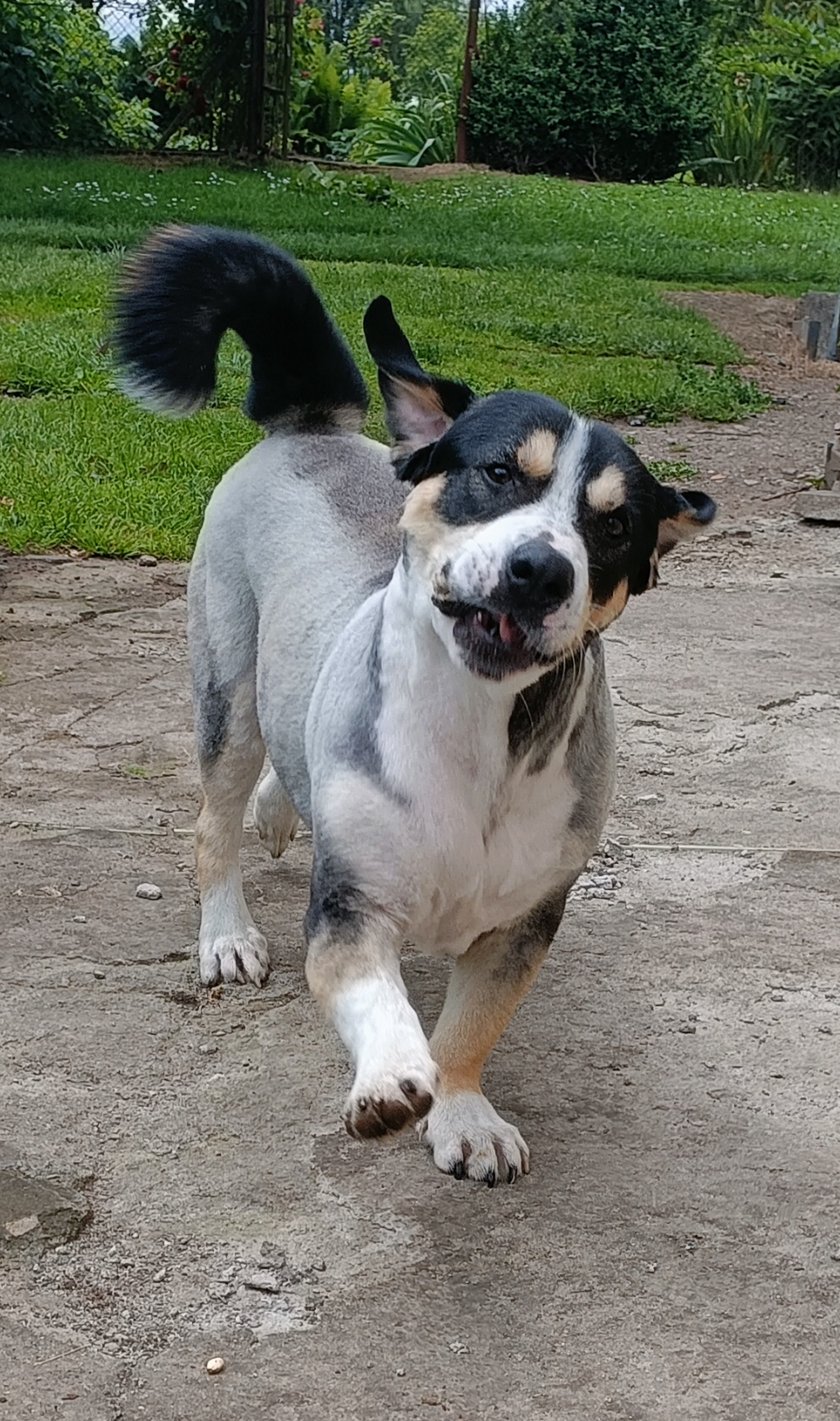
114 224 368 433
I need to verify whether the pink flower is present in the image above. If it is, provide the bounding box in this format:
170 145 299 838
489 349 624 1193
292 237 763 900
370 35 382 48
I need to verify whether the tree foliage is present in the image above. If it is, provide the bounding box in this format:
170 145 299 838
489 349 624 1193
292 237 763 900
0 0 155 149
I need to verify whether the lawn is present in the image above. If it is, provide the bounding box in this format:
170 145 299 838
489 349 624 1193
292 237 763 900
3 154 840 558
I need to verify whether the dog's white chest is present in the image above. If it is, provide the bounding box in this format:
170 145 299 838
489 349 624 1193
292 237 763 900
409 760 581 957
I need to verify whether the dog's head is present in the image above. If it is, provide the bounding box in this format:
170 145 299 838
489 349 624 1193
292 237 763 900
364 297 716 686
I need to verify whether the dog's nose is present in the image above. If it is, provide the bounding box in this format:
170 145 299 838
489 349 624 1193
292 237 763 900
505 540 575 611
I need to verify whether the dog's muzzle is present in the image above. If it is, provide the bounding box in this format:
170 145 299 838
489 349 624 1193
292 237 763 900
433 540 578 682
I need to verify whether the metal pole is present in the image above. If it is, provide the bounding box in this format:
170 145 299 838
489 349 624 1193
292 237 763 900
456 0 480 164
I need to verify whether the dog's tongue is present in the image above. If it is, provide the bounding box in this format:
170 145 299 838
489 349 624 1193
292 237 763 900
499 613 525 648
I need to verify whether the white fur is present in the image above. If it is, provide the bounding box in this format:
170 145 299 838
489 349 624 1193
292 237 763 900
310 565 594 960
254 767 300 858
198 872 270 986
333 975 438 1126
420 1090 530 1181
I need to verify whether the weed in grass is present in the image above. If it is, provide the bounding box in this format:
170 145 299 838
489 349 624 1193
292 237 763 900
648 459 703 483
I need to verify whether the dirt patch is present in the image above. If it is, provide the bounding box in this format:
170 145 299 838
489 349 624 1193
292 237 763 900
620 290 840 524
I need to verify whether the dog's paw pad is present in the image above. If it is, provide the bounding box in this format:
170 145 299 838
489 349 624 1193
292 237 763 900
420 1090 529 1185
199 926 270 988
344 1068 436 1141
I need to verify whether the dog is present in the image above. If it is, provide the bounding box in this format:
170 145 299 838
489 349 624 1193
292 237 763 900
115 225 715 1185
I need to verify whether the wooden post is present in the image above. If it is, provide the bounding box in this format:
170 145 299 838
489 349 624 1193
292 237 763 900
247 0 267 155
455 0 480 165
280 0 295 158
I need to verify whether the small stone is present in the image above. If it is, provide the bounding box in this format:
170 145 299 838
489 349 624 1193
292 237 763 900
206 1357 225 1375
138 554 158 567
93 969 106 980
830 1251 840 1262
770 991 785 1002
153 1268 166 1282
396 1368 406 1378
244 1270 283 1294
678 1023 696 1035
645 1262 658 1273
818 1023 833 1036
72 914 87 924
136 883 162 901
198 1043 218 1056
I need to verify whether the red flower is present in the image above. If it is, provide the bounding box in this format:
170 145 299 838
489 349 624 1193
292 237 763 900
370 35 382 48
169 45 181 62
175 74 189 90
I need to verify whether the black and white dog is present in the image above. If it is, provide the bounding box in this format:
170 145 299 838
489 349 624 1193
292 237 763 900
116 226 715 1185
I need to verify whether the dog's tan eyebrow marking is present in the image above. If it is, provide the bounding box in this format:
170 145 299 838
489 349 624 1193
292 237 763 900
399 473 447 551
586 464 627 512
516 429 558 481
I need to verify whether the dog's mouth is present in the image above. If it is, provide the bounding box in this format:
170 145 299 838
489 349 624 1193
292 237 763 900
433 598 554 679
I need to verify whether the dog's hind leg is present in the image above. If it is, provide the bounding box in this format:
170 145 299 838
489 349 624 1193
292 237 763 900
420 895 567 1185
254 767 300 859
191 556 269 987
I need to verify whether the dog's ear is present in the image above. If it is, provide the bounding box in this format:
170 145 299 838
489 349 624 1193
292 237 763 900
364 296 474 482
630 485 717 594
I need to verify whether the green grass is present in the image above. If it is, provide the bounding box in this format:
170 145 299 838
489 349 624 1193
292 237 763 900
2 153 838 558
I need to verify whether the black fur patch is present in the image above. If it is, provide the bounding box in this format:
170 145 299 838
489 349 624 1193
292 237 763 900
305 839 368 944
493 893 568 984
507 647 590 773
195 675 230 769
115 225 368 430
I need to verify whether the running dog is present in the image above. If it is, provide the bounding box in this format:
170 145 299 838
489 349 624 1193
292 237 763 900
115 225 715 1184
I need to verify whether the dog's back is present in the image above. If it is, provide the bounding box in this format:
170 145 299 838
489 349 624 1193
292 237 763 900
115 224 405 815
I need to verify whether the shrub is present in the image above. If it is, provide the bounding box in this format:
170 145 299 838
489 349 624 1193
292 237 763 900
709 7 840 188
0 0 156 149
469 0 711 182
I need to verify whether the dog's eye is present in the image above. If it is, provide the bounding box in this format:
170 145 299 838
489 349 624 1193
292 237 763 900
484 464 513 486
603 510 629 539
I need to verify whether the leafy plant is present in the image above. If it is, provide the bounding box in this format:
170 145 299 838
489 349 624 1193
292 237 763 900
0 0 156 149
701 4 840 189
351 74 455 165
704 75 789 186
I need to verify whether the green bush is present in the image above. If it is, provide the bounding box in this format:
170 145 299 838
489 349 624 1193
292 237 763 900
709 7 840 189
0 0 156 149
469 0 711 182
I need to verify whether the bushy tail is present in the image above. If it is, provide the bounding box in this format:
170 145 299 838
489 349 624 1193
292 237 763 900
114 224 368 433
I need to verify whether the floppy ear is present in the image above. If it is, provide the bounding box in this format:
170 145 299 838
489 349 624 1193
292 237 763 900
656 486 717 555
630 486 717 595
363 296 474 482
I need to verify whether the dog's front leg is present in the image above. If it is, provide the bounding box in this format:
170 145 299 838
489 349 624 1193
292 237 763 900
421 895 566 1184
305 873 437 1141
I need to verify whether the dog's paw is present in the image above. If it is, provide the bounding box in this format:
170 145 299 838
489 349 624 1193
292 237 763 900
254 772 299 859
418 1090 530 1185
344 1061 438 1141
199 925 270 988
